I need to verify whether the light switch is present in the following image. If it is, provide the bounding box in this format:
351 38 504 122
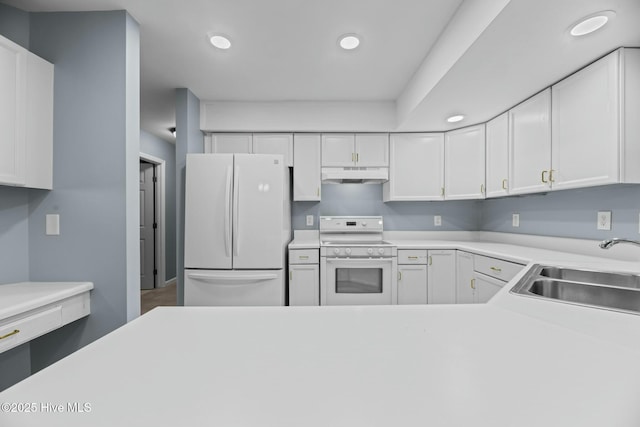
434 215 442 226
46 214 60 235
306 215 314 226
512 213 520 227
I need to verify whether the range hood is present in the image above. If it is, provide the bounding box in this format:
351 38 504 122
321 167 389 184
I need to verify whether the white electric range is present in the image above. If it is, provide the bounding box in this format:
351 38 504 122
319 216 397 305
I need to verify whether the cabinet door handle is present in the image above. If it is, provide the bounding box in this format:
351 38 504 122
356 153 359 163
408 256 418 260
490 266 502 272
351 153 355 162
428 256 433 266
541 170 548 183
549 169 555 183
299 256 309 260
470 279 476 290
502 179 508 190
398 271 402 281
0 329 20 340
441 187 445 197
480 184 485 194
289 271 293 280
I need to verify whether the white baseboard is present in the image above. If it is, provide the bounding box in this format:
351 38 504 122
159 277 176 288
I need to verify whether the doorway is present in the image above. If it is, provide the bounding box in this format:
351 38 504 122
140 160 156 290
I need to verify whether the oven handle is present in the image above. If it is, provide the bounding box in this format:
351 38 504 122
324 257 393 264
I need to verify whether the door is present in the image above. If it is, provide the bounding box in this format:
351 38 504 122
445 125 486 200
253 133 293 166
184 269 285 306
321 134 355 166
321 258 395 305
384 133 444 201
289 264 320 306
397 265 427 304
474 273 505 303
456 251 475 304
184 154 233 269
486 112 510 197
551 50 620 190
293 134 321 201
355 134 389 166
232 154 284 269
207 134 252 153
139 161 156 290
427 250 456 304
509 89 552 195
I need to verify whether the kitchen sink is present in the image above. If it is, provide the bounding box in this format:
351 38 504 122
511 265 640 315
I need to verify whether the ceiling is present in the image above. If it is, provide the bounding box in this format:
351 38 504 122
2 0 640 142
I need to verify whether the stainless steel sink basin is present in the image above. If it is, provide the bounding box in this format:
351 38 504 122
511 265 640 315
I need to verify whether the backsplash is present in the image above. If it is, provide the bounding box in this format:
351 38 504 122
480 184 640 240
291 184 482 230
292 183 640 240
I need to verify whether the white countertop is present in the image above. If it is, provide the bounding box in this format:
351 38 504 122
0 282 94 321
2 236 640 425
1 305 639 426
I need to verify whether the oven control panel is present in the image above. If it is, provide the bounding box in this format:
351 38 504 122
321 246 396 258
320 216 384 232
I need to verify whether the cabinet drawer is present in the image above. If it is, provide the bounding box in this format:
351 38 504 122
289 249 319 264
474 255 524 282
398 250 428 264
0 305 62 353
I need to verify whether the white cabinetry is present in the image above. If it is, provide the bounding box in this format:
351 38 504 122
551 48 640 190
455 251 475 304
293 134 321 201
509 88 552 195
397 250 428 304
205 133 293 166
0 35 53 189
427 250 456 304
253 133 293 166
485 112 509 197
383 133 444 201
444 125 485 200
321 133 388 167
288 249 319 306
472 255 524 303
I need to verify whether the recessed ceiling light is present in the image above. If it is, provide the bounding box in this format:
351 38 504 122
209 34 231 49
447 115 465 123
338 34 360 50
570 11 615 37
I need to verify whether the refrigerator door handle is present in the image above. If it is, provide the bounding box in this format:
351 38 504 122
233 165 240 256
224 165 232 258
187 272 278 284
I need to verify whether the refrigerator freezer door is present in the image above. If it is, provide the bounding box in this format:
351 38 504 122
184 154 233 269
184 269 285 306
232 154 285 269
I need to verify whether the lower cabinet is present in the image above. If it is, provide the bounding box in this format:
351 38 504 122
288 249 320 306
397 250 428 304
428 250 456 304
472 254 525 303
473 273 505 303
456 251 475 304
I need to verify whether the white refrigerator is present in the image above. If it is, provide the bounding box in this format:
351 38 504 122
184 153 291 306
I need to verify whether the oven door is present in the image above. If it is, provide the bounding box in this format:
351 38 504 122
321 257 397 305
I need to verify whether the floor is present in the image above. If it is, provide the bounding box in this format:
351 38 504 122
141 282 177 315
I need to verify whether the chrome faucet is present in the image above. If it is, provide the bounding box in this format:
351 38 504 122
599 238 640 249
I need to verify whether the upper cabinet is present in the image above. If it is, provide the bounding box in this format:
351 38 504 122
205 133 293 166
485 112 509 198
551 48 640 190
444 124 485 200
293 134 321 201
321 133 388 167
508 88 552 195
253 133 293 166
0 35 53 190
384 133 444 201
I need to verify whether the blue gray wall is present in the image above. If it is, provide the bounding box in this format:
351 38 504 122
480 184 640 240
26 10 139 372
175 89 204 305
141 130 177 280
0 3 29 48
292 184 481 230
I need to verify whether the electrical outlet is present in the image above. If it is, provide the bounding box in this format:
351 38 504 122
597 211 611 231
434 215 442 226
512 213 520 227
306 215 314 226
